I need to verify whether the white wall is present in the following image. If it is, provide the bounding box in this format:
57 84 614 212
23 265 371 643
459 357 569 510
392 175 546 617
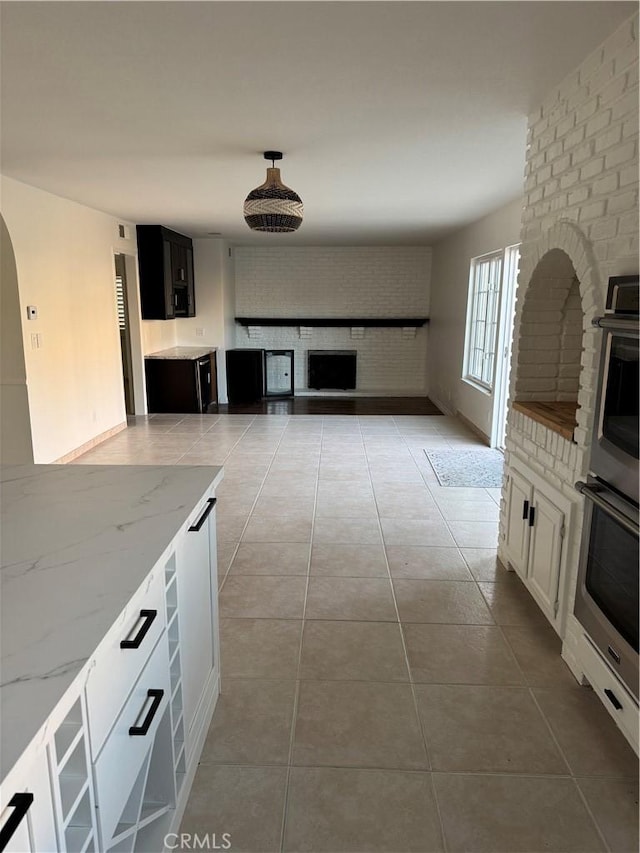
220 244 236 404
428 197 523 436
1 177 134 462
175 239 224 348
234 246 431 395
141 319 176 356
177 238 234 403
1 214 33 463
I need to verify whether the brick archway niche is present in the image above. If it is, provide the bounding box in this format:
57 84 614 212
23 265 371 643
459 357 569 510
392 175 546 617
507 222 604 475
499 223 604 645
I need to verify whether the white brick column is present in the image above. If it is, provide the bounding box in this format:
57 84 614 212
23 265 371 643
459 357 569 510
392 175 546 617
499 13 638 649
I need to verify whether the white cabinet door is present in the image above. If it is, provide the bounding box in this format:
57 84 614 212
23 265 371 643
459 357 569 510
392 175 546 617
505 457 573 635
504 468 533 578
527 490 565 621
0 749 58 853
176 494 216 747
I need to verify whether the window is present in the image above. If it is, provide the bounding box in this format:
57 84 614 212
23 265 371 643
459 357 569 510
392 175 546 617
463 250 504 390
115 272 127 331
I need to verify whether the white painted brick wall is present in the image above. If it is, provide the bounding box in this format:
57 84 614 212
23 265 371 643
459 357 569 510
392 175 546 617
500 13 639 640
520 14 639 276
233 246 432 394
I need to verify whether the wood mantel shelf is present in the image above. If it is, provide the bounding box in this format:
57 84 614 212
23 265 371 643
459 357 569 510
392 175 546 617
235 317 429 328
512 401 578 442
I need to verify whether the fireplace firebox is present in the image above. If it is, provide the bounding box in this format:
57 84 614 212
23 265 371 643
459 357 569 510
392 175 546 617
308 350 357 390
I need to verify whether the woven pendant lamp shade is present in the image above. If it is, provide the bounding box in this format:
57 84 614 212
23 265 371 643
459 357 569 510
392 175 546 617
244 152 303 233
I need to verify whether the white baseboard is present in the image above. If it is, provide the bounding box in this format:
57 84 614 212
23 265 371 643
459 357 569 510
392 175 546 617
426 393 454 416
455 411 491 445
55 421 127 463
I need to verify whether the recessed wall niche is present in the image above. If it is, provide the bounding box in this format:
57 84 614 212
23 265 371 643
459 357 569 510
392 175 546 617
513 248 584 439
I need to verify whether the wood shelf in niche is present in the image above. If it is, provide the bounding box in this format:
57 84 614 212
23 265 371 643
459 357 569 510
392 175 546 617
512 401 578 442
235 317 429 328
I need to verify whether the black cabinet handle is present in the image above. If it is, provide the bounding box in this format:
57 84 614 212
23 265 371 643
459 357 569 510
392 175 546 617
522 499 529 520
528 505 536 527
188 497 217 532
0 793 34 851
120 610 157 650
129 689 164 736
604 688 623 711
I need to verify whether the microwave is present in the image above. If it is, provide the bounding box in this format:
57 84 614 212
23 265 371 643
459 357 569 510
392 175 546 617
590 276 639 505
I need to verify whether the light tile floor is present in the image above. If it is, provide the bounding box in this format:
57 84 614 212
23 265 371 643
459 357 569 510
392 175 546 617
76 414 639 853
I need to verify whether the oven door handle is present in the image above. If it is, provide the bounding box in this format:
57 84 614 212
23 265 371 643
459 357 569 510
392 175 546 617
575 481 639 537
592 315 639 333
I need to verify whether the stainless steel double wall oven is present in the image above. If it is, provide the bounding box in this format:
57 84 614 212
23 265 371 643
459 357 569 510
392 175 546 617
574 276 639 701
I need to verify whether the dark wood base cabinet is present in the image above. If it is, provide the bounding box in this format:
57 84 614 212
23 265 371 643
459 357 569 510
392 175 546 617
226 349 295 403
226 349 265 403
146 354 217 413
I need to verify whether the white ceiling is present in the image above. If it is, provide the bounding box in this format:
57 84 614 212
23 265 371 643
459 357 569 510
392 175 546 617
0 1 635 245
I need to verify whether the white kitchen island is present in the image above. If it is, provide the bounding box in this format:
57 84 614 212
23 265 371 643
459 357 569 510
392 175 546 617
0 463 223 853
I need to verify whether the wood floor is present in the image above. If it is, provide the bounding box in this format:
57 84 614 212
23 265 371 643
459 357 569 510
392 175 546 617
210 396 444 416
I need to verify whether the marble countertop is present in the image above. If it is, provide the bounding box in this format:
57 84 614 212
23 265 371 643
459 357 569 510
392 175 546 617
145 346 217 360
0 463 223 780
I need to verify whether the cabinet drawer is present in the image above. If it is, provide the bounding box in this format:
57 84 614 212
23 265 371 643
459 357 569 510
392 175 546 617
581 635 639 753
86 571 165 757
93 632 171 847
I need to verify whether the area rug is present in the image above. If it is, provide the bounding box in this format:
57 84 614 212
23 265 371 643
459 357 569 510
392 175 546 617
424 448 504 488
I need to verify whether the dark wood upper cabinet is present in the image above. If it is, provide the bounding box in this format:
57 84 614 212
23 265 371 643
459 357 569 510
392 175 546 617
137 225 196 320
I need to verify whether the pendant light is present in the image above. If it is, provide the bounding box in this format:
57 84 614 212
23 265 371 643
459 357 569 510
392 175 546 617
243 151 303 233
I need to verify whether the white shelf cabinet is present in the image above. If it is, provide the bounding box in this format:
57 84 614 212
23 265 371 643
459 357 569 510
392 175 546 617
0 748 58 853
504 456 574 633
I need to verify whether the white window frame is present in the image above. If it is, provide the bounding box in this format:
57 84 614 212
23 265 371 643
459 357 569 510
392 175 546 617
491 244 521 448
462 250 504 392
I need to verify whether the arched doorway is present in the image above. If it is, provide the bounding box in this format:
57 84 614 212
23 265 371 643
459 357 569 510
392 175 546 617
0 214 34 463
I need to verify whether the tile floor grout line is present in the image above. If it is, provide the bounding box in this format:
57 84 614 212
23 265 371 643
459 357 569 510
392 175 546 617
173 415 253 468
527 681 577 777
525 676 610 851
401 643 451 847
278 415 324 853
198 759 633 782
216 419 291 595
526 683 613 852
570 777 614 853
372 417 450 853
489 620 598 794
214 414 321 812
